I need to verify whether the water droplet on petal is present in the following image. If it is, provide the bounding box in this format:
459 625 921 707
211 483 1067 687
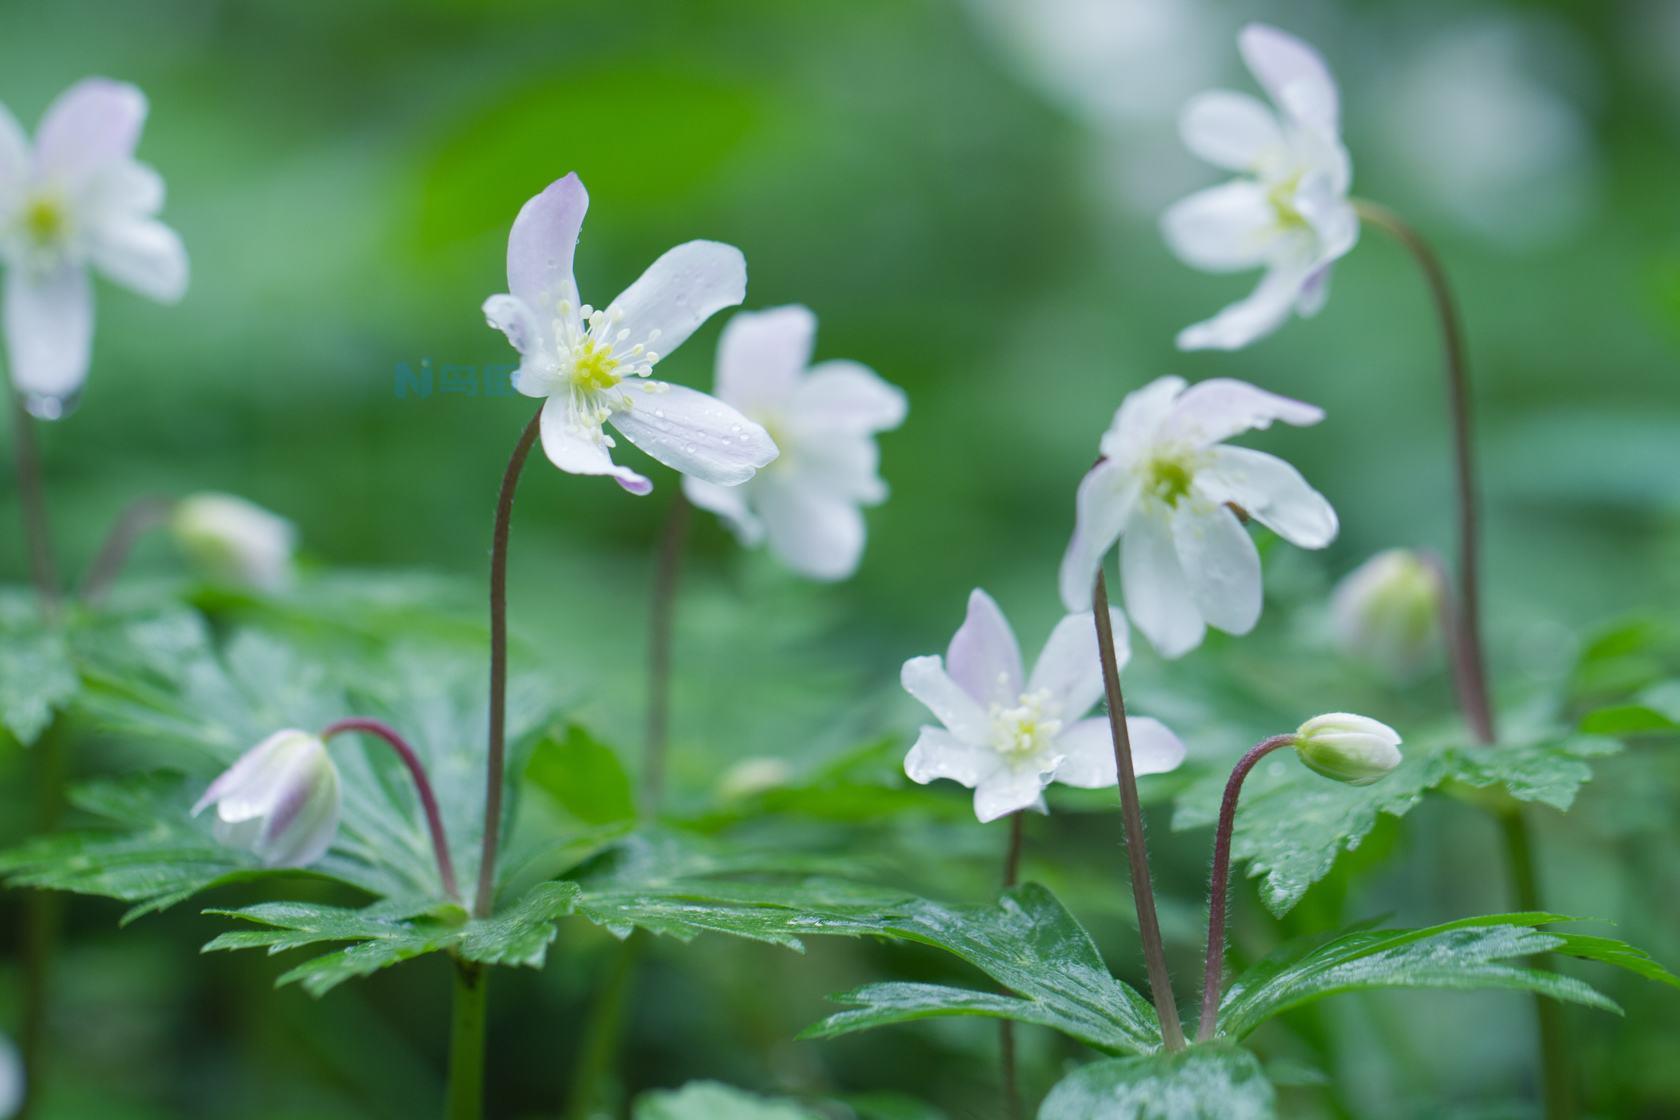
23 389 78 421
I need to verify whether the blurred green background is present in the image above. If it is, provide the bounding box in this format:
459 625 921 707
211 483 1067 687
1 0 1678 1116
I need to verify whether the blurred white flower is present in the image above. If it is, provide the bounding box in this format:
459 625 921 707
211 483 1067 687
1162 24 1357 351
1293 712 1402 786
902 589 1184 822
1331 549 1442 677
483 173 776 495
0 78 187 417
683 306 905 581
1060 376 1337 658
171 492 296 591
193 730 341 868
0 1030 19 1120
717 756 793 801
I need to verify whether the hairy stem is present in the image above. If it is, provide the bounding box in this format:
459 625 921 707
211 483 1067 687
1000 811 1024 1118
322 718 459 901
7 388 60 613
80 496 176 604
1091 571 1185 1051
642 491 690 816
474 406 543 919
1197 735 1296 1042
446 961 489 1120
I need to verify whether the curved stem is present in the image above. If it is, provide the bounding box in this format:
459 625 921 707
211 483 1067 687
642 491 690 817
80 496 176 605
446 960 488 1120
1197 735 1296 1042
7 388 60 614
1354 199 1493 743
475 406 543 919
1000 811 1025 1118
322 717 459 901
1091 571 1185 1051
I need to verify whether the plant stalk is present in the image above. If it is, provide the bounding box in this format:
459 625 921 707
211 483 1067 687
17 722 67 1120
1197 735 1296 1042
446 960 489 1120
475 406 543 919
322 717 460 901
7 387 61 613
561 936 642 1120
642 491 690 817
80 496 176 604
1000 811 1024 1119
1091 570 1186 1051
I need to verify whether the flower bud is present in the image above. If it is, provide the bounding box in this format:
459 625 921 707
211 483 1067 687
1293 713 1402 786
171 492 296 591
1330 550 1441 676
193 730 341 867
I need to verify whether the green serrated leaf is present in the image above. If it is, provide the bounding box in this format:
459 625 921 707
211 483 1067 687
1037 1045 1275 1120
525 724 636 825
0 626 78 745
634 1081 824 1120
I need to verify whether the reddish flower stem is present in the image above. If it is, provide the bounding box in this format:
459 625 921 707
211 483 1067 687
323 717 459 901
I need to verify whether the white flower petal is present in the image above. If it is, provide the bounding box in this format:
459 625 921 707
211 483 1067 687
715 304 814 412
904 726 995 788
1155 377 1324 448
756 478 865 581
34 78 147 184
1294 172 1359 262
539 395 652 495
1179 90 1285 172
1058 459 1140 611
1170 503 1262 636
1027 608 1127 719
0 102 32 213
88 216 186 302
947 589 1024 708
1295 266 1332 317
1051 715 1181 788
791 360 907 433
256 762 341 868
901 655 989 743
3 263 92 402
781 430 886 505
1160 180 1286 273
507 172 586 311
607 240 746 357
482 293 551 397
1197 445 1337 548
609 383 777 487
81 159 165 218
1099 375 1187 463
1121 508 1205 658
682 476 765 547
1239 23 1340 133
1175 261 1312 352
973 765 1048 823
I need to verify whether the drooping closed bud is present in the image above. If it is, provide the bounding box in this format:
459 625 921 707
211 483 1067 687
1293 713 1402 786
193 730 341 867
171 492 296 591
1331 550 1441 675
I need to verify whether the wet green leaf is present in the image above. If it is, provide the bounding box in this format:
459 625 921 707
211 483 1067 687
1037 1045 1275 1120
525 723 637 825
0 626 78 745
633 1081 823 1120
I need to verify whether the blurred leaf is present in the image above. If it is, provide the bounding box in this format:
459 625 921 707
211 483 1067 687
1173 732 1621 916
1580 681 1680 737
835 1093 949 1120
1037 1045 1275 1120
633 1082 823 1120
1215 912 1680 1040
0 625 77 745
526 723 637 825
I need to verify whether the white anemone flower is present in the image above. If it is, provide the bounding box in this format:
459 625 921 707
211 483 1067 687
902 589 1185 822
0 79 188 416
1059 376 1337 659
483 173 777 495
193 730 341 868
171 491 297 591
1161 24 1357 351
683 306 906 580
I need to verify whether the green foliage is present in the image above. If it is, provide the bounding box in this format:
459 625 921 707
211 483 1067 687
0 624 77 745
1580 681 1680 737
633 1081 824 1120
525 723 637 825
1037 1045 1275 1120
1172 731 1620 915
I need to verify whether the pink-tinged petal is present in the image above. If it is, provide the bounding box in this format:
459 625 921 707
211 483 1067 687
947 589 1024 708
607 240 746 357
904 726 995 788
756 478 865 581
973 765 1049 823
1027 608 1126 719
1170 502 1261 636
608 382 776 487
715 304 814 412
1122 508 1205 658
193 732 291 816
4 264 93 403
682 475 765 547
507 172 586 311
1295 265 1332 317
257 763 341 868
35 79 148 184
1058 459 1140 612
901 655 990 743
482 294 551 397
89 216 186 302
1099 375 1187 463
1053 717 1184 788
1179 90 1285 172
1197 445 1337 548
1156 377 1324 448
1161 180 1287 274
791 360 907 433
538 395 652 494
1175 261 1311 352
1239 23 1339 133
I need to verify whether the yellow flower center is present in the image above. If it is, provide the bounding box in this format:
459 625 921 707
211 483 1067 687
571 339 622 393
23 196 67 247
1146 456 1195 507
1266 175 1307 231
992 689 1063 759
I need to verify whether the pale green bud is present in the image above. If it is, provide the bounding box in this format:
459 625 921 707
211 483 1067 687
1294 713 1402 786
